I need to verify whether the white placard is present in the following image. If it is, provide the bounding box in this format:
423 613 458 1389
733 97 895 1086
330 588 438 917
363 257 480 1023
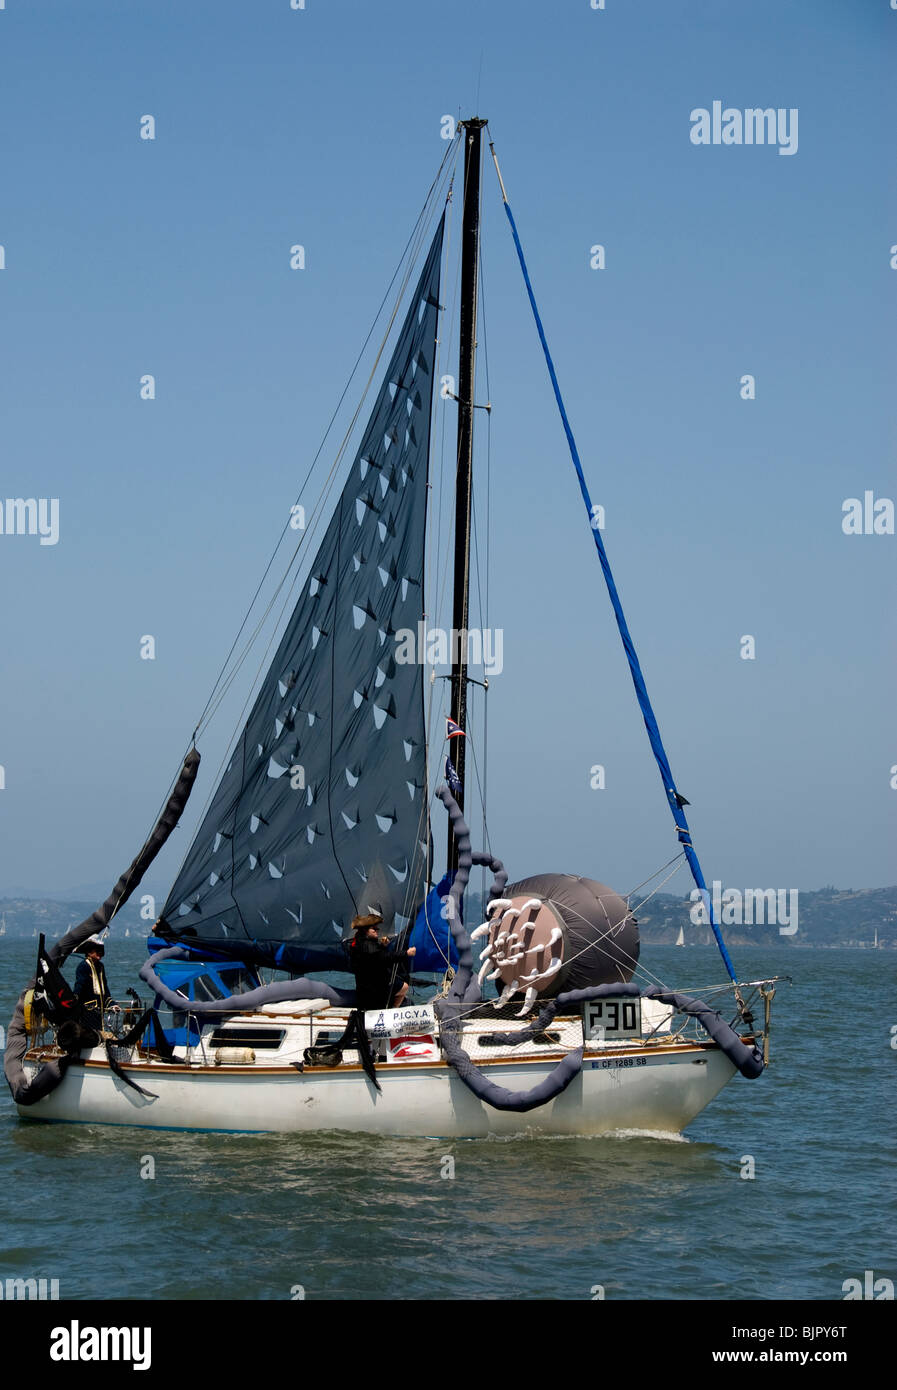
364 1004 437 1038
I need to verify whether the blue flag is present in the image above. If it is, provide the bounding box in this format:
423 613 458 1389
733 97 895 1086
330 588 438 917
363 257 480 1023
444 756 463 798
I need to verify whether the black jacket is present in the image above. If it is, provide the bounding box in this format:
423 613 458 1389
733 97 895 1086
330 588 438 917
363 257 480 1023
74 957 111 1018
349 937 413 1012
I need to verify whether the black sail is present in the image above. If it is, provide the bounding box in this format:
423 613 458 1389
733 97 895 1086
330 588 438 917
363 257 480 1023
162 220 445 949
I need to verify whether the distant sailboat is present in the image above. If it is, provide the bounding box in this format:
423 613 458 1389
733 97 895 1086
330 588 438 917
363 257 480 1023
675 924 686 947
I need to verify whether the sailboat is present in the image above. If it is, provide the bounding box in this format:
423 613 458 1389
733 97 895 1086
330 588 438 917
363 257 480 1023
675 925 686 947
5 120 780 1137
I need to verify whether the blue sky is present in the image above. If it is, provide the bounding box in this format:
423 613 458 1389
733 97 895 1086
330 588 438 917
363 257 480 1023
0 0 894 905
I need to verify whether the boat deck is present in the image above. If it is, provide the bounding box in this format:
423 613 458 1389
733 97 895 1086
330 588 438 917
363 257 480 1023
25 999 719 1076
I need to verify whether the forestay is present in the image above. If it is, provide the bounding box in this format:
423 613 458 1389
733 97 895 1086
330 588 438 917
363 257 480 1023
161 220 446 948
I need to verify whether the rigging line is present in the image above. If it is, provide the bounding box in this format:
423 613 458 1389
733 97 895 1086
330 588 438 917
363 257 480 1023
480 509 490 872
420 776 446 890
164 527 315 896
229 732 253 941
386 791 449 992
630 857 688 917
424 164 468 852
398 789 433 930
438 949 658 1029
424 145 462 886
195 145 457 738
442 950 774 1027
488 137 739 991
167 558 310 893
310 196 447 920
426 138 484 874
468 258 488 644
417 243 461 906
435 125 479 640
192 186 452 748
430 142 470 663
680 978 736 995
543 904 672 995
423 264 461 889
624 852 687 903
683 982 745 1002
463 715 492 858
194 343 414 754
324 490 358 913
196 178 454 740
428 898 668 1019
396 248 457 935
192 140 458 741
479 234 493 890
164 201 455 900
468 490 491 866
431 264 456 645
487 890 672 995
424 227 460 883
450 125 486 730
417 872 452 970
471 129 494 902
423 670 440 885
402 667 454 918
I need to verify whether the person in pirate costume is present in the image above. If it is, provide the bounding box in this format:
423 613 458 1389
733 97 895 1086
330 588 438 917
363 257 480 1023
73 937 119 1025
348 912 416 1012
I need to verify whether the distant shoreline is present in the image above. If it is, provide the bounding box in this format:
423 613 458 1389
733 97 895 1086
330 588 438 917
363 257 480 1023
0 885 894 949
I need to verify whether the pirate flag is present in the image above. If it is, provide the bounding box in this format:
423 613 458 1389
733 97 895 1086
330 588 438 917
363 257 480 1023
32 934 80 1025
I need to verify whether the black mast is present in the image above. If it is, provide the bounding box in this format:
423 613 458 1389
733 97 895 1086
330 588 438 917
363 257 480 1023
447 116 486 873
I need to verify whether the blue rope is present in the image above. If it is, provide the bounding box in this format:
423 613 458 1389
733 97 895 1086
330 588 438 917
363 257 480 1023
500 194 737 983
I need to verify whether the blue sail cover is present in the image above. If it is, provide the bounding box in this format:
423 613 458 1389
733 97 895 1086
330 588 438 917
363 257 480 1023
161 219 445 949
408 873 459 971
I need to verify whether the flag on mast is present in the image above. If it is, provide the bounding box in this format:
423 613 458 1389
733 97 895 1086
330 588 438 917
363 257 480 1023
445 757 463 798
445 717 465 741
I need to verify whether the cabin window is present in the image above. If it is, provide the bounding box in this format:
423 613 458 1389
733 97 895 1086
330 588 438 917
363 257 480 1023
208 1027 286 1050
216 967 261 995
192 974 225 1002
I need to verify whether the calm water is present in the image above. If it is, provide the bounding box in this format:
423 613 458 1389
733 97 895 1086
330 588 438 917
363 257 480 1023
0 941 893 1301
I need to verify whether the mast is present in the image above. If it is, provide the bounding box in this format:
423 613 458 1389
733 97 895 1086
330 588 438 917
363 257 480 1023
447 116 486 874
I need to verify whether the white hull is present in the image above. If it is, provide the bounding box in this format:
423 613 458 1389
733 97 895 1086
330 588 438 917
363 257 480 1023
19 1042 736 1138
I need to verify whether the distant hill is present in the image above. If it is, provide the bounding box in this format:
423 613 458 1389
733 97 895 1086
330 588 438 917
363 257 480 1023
0 886 894 947
633 886 897 947
0 895 156 941
2 879 168 905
